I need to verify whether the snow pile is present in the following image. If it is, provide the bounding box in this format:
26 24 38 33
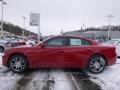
0 53 22 90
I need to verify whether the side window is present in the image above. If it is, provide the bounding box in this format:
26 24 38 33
69 38 91 46
81 39 91 45
70 38 81 46
45 38 66 47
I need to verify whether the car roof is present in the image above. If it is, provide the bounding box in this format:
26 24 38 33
51 35 83 38
50 35 93 41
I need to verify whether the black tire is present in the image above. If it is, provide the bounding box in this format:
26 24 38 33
0 46 4 53
8 54 28 73
87 55 106 74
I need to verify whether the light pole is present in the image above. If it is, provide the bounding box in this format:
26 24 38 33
0 0 7 38
107 15 114 40
22 16 26 37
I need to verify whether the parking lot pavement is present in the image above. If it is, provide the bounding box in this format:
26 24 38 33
0 67 102 90
1 52 120 90
0 68 77 90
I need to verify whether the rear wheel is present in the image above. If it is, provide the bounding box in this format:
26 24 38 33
9 55 28 73
88 55 106 74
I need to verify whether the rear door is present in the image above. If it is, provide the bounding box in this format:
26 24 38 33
63 37 92 67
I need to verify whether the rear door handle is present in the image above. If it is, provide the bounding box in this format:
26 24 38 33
87 48 90 50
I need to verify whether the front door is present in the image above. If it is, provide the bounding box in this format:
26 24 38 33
36 37 67 67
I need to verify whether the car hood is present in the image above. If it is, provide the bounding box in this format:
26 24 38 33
6 45 33 52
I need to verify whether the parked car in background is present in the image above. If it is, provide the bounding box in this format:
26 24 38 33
95 39 108 43
0 39 11 53
17 39 26 46
10 40 19 47
25 36 43 46
9 39 26 47
103 39 120 58
2 35 116 74
26 39 36 46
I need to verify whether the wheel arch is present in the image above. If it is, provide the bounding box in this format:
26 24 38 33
86 53 107 74
7 52 29 68
87 53 108 66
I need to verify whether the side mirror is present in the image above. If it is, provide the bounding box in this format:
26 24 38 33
39 43 45 47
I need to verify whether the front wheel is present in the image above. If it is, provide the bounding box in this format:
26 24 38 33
9 55 28 73
87 55 106 74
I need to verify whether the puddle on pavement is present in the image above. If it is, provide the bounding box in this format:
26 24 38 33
71 69 101 90
42 79 55 90
13 71 34 90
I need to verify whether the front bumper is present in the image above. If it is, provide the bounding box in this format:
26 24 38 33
2 53 9 67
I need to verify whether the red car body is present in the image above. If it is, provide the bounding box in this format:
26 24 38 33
2 35 116 72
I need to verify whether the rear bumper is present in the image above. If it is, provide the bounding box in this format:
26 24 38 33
107 53 117 66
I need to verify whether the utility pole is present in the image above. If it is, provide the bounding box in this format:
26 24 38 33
0 0 7 38
38 14 40 42
8 23 12 38
22 16 26 37
107 15 114 40
61 29 64 35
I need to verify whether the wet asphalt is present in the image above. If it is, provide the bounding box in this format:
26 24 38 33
0 68 101 90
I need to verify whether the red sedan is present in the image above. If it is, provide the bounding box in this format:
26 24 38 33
2 35 116 74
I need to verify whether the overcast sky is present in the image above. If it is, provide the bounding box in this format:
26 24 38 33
1 0 120 35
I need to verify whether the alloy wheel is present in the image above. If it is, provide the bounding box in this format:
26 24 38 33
9 55 28 73
88 55 106 74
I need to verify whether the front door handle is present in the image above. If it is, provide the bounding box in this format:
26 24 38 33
59 50 65 52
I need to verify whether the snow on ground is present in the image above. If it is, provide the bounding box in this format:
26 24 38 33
90 59 120 90
26 70 49 90
28 70 74 90
50 70 74 90
0 53 23 90
1 52 120 90
0 54 74 90
0 71 22 90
